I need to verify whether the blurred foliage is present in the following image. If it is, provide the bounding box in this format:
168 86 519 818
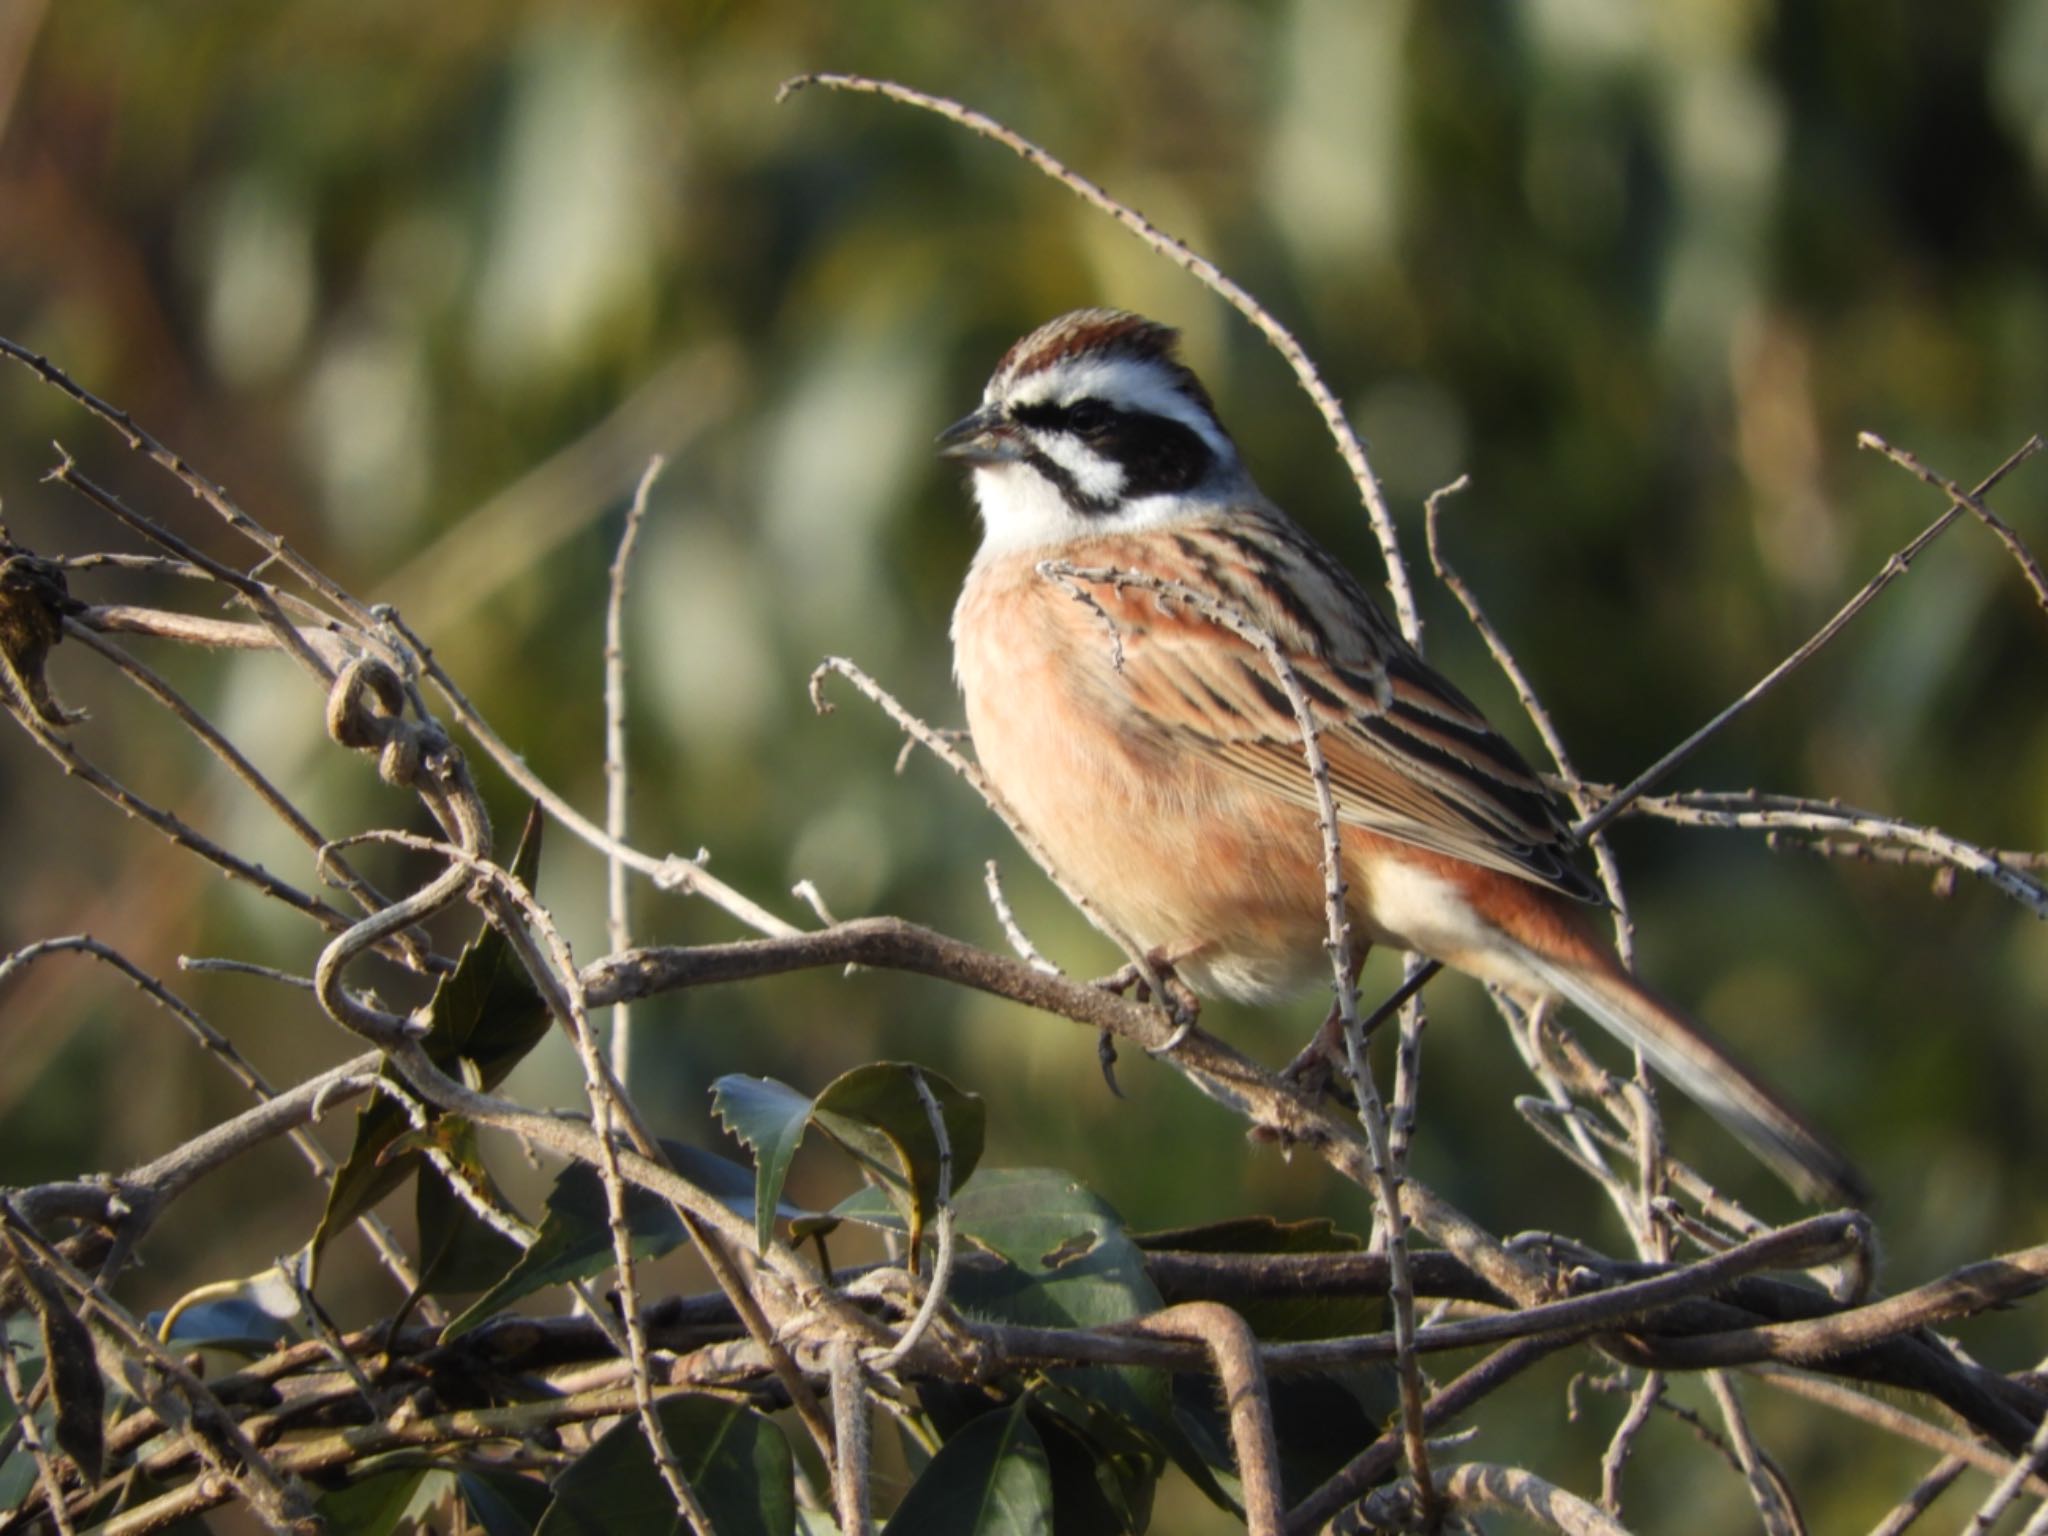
2 1 2046 1527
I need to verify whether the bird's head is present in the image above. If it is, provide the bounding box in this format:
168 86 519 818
939 309 1251 553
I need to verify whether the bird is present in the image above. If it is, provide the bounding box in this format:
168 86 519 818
940 307 1864 1206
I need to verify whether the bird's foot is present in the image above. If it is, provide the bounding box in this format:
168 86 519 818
1092 950 1200 1059
1279 1007 1358 1108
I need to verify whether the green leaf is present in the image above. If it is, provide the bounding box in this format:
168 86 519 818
949 1169 1160 1330
1033 1403 1156 1536
1134 1214 1379 1342
0 1448 37 1517
315 1467 447 1536
308 806 552 1279
458 1470 552 1536
882 1396 1052 1536
414 1118 530 1297
711 1074 816 1254
533 1396 793 1536
18 1256 102 1481
714 1063 984 1259
810 1064 985 1248
441 1141 782 1340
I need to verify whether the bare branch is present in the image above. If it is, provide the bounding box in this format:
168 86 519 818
604 454 665 1086
1858 431 2048 619
1125 1304 1282 1535
1363 1461 1633 1535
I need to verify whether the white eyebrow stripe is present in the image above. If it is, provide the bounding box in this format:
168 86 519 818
1003 354 1235 462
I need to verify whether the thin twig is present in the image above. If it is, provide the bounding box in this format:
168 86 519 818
65 620 433 969
0 936 422 1297
1607 788 2048 919
1867 1457 1967 1536
43 449 337 683
1706 1368 1802 1536
866 1068 958 1373
604 455 664 1086
1423 475 1635 954
1578 435 2043 839
377 604 798 939
1858 432 2048 618
321 823 846 1479
0 1203 312 1533
982 860 1061 975
1601 1371 1662 1516
811 654 1165 997
4 703 376 946
1751 1368 2047 1495
1284 1336 1570 1534
0 337 380 633
1966 1399 2048 1533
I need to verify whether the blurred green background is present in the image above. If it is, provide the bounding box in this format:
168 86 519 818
3 1 2047 1527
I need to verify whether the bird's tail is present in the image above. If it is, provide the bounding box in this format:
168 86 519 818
1514 947 1867 1207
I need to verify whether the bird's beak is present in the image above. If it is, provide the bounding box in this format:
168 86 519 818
936 405 1021 466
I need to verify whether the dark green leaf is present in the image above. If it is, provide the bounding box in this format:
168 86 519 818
715 1064 983 1259
711 1074 816 1254
19 1259 101 1481
458 1469 553 1536
315 1466 443 1536
944 1172 1178 1522
882 1396 1052 1536
0 1451 36 1517
441 1141 785 1340
1135 1214 1378 1342
415 1118 530 1296
533 1396 792 1536
809 1063 984 1252
949 1169 1160 1329
1034 1403 1156 1536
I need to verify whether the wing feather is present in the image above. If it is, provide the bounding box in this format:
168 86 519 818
1052 515 1602 904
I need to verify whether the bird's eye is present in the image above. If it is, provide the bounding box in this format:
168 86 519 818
1065 400 1112 436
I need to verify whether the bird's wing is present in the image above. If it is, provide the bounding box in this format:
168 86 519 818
1050 518 1602 904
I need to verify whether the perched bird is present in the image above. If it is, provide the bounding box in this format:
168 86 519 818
942 308 1863 1205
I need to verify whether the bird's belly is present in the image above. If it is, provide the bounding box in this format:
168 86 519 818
956 610 1329 1000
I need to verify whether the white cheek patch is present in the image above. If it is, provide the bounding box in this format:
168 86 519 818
1029 429 1126 504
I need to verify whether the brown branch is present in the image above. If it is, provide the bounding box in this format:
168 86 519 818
1628 1242 2048 1370
1364 1461 1633 1535
1125 1304 1282 1535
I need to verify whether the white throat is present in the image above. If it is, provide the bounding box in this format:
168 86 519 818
967 464 1245 557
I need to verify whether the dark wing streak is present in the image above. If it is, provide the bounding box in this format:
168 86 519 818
1050 535 1599 903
